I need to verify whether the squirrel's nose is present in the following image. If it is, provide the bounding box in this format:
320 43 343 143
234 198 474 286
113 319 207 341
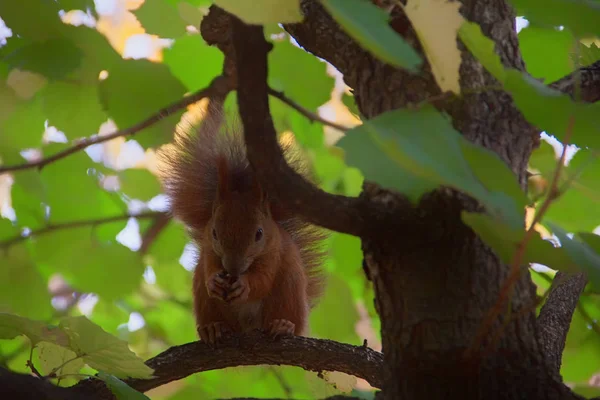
221 255 244 277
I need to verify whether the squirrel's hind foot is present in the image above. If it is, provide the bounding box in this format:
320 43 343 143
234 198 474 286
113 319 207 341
267 319 295 339
198 322 231 348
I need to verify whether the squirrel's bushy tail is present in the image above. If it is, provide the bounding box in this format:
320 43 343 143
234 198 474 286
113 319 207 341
158 102 327 307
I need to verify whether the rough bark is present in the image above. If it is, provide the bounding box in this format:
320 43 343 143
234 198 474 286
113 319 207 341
279 1 590 399
70 332 382 399
4 1 600 399
537 272 588 376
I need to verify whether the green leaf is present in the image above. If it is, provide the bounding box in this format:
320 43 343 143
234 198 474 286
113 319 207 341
309 273 361 345
573 42 600 68
56 0 96 10
0 218 18 241
10 179 49 230
0 76 21 125
99 60 187 148
214 0 303 24
505 70 600 149
342 92 360 119
40 82 107 139
460 22 600 150
163 34 224 93
117 168 162 201
528 140 557 177
175 2 205 27
38 341 85 377
146 221 191 298
144 301 196 345
518 25 576 83
269 38 334 110
3 38 83 80
0 313 69 347
97 372 151 400
338 106 526 229
32 227 145 300
458 22 506 82
0 95 46 159
342 167 364 197
507 0 600 38
62 25 123 84
134 0 187 38
547 223 600 290
321 0 422 72
562 296 600 382
461 212 576 274
59 316 154 379
40 151 122 222
0 245 53 320
543 149 600 232
0 0 63 41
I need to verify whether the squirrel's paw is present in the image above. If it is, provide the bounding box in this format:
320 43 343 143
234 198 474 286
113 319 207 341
198 322 230 347
226 276 250 305
207 273 230 301
267 319 295 338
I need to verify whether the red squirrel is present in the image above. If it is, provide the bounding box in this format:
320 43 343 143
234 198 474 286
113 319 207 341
159 106 327 345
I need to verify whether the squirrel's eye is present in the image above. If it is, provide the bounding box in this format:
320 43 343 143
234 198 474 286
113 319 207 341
212 228 217 240
255 228 263 242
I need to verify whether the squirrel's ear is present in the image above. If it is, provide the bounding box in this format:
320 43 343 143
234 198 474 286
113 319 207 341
251 174 271 216
215 155 229 203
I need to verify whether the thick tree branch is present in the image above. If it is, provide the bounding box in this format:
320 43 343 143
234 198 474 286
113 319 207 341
227 10 419 240
0 211 164 249
550 60 600 103
0 76 233 175
537 272 588 375
70 332 383 399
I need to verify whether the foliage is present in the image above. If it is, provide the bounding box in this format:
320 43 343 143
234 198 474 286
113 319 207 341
1 0 600 398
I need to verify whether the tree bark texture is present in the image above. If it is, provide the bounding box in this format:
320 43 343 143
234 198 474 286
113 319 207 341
283 1 583 399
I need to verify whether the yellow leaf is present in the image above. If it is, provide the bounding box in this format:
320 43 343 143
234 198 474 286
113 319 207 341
404 0 464 94
7 69 47 100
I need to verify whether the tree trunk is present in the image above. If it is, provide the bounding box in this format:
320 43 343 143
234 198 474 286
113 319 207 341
284 1 580 398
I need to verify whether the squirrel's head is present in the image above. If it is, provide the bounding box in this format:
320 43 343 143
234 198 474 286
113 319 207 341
209 157 274 277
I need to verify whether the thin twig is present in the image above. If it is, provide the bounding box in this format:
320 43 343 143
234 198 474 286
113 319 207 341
139 213 172 255
0 211 164 249
466 115 576 359
26 346 43 379
268 367 293 399
267 87 351 132
0 76 233 175
577 301 600 337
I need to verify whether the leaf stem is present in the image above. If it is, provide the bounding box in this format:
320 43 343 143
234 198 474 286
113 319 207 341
466 114 575 359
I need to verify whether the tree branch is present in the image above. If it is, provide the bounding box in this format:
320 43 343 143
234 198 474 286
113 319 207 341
536 272 588 376
550 60 600 103
70 332 383 399
267 87 351 132
138 213 171 255
0 211 164 249
0 76 233 175
227 9 412 239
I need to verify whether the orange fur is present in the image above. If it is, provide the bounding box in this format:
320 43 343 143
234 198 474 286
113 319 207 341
159 104 327 342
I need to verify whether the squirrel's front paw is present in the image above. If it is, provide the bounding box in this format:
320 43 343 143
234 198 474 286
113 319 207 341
207 273 230 301
198 322 230 347
226 275 250 305
267 319 295 338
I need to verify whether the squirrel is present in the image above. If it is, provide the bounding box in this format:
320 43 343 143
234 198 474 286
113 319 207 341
158 104 327 346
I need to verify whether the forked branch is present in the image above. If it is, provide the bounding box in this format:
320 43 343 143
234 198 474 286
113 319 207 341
69 332 383 399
